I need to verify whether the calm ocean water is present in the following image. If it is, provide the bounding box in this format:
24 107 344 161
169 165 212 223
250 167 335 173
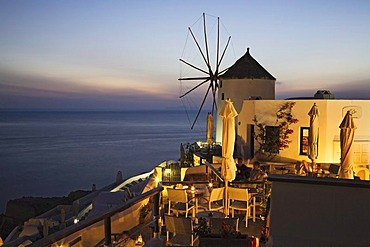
0 110 206 213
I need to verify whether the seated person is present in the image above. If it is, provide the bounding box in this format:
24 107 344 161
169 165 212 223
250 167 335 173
235 158 251 181
249 161 267 182
117 231 135 247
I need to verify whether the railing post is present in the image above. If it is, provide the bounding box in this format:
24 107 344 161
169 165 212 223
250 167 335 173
104 217 112 246
153 192 160 238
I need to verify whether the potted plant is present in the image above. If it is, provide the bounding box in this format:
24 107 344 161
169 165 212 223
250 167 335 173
195 218 251 247
194 218 210 238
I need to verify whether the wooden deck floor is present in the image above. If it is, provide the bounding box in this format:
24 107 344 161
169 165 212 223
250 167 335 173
141 213 265 247
236 215 265 238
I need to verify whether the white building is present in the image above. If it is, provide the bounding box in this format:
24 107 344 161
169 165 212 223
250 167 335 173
238 99 370 165
216 48 276 143
215 48 370 166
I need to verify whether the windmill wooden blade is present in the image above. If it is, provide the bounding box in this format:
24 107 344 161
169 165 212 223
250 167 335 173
191 84 212 129
211 86 218 114
219 67 230 75
179 59 209 75
217 36 231 70
178 76 210 81
189 27 212 72
179 78 210 98
179 13 232 129
203 13 211 68
216 16 220 70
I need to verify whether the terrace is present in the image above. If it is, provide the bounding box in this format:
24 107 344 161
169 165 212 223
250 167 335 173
3 148 370 246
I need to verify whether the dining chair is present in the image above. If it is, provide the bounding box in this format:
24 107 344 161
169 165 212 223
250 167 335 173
328 163 340 177
198 187 224 212
354 166 370 180
228 187 256 227
164 214 198 246
167 188 194 217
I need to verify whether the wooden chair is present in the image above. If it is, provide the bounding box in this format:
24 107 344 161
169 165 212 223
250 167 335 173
164 214 198 246
328 164 340 177
228 187 256 227
198 187 224 212
167 188 194 217
354 167 370 180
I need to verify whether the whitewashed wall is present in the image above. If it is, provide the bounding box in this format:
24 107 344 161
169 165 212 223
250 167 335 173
236 99 370 164
215 78 275 143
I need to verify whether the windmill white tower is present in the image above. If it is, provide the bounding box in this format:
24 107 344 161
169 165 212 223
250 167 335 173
178 14 276 149
216 48 276 144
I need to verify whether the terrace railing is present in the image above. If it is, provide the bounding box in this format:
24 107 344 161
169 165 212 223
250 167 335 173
204 161 223 183
13 186 164 247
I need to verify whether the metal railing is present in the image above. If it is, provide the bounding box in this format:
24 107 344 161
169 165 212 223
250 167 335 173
94 217 156 247
204 161 223 183
13 186 164 247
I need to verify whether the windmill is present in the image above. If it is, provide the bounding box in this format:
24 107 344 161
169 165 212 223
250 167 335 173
179 13 232 129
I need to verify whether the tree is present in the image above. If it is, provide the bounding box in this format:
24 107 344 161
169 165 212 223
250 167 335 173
253 102 299 160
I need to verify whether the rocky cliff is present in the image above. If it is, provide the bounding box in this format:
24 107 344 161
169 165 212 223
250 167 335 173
0 190 90 240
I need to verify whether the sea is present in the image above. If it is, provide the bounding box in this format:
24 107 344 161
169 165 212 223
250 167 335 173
0 110 206 214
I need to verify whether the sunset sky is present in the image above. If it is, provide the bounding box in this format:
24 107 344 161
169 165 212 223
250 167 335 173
1 0 369 110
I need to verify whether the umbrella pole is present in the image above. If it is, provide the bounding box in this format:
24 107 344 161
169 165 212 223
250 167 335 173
224 180 229 216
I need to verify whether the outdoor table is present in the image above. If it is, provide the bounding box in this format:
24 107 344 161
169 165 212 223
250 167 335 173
196 211 226 219
186 187 205 217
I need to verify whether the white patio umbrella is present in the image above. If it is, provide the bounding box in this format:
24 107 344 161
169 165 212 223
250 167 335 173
206 112 214 145
308 103 319 169
339 111 356 179
219 99 238 215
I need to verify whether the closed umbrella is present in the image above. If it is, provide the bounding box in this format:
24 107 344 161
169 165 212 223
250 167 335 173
180 143 185 165
339 111 356 179
308 103 319 170
219 99 238 215
206 112 214 145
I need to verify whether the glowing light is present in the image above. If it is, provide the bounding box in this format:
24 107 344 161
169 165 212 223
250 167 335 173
208 182 213 188
74 218 79 224
136 234 143 245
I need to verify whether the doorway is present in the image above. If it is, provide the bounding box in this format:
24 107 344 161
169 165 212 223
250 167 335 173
247 124 254 159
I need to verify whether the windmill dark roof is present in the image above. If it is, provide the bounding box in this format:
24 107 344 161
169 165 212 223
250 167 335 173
221 48 276 80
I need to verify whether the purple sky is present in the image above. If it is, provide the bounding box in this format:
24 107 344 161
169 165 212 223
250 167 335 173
1 1 370 110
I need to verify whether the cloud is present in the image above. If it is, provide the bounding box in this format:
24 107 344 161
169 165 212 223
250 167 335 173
2 69 369 110
0 83 182 110
0 71 181 110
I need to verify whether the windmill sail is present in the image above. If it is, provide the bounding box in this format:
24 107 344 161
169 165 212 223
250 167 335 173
179 13 232 129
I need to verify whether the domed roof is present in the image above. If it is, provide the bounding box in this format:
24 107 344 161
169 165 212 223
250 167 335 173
221 48 276 80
